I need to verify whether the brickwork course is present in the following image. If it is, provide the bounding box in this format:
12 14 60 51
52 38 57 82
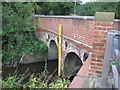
35 15 120 76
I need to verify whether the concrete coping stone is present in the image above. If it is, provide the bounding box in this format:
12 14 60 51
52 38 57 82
95 12 115 22
34 15 95 20
34 15 120 21
114 19 120 22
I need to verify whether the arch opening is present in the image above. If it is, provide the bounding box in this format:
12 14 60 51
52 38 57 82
48 40 58 60
83 53 89 61
47 40 58 75
63 52 83 79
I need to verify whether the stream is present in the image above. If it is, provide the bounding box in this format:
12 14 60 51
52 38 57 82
2 59 58 78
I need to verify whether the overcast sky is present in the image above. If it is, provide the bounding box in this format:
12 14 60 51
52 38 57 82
81 0 90 3
81 0 120 3
81 0 96 3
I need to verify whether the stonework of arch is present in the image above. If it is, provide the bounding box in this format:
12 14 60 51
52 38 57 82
35 29 90 66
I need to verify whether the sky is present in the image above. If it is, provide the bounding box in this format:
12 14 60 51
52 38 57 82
81 0 90 3
81 0 120 3
81 0 96 3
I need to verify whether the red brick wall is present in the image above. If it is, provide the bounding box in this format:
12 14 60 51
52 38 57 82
113 20 120 31
88 22 114 76
38 18 94 47
36 17 120 76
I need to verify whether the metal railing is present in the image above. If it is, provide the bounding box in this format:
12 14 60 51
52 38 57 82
100 30 120 89
112 32 120 89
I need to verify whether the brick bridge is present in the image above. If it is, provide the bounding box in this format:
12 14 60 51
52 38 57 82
34 13 120 82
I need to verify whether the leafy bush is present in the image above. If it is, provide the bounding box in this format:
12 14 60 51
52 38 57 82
2 2 48 65
76 2 120 19
2 69 71 88
36 2 74 15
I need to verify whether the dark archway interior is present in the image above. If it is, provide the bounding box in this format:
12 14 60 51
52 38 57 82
64 52 83 79
48 40 58 60
83 53 89 61
47 40 58 75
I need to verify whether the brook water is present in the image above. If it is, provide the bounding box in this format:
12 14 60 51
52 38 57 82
2 60 58 78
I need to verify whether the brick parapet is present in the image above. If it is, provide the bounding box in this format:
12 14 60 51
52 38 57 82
37 17 94 47
89 21 114 76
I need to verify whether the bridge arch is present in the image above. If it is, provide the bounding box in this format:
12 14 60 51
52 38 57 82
48 40 58 60
63 52 83 78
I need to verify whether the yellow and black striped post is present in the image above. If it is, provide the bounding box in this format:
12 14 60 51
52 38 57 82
58 24 62 76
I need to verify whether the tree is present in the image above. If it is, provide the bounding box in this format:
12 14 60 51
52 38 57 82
35 2 74 15
2 2 48 65
76 2 119 19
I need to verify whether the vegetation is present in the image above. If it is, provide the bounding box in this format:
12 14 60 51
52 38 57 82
2 2 48 65
35 2 74 15
2 68 71 88
76 2 120 19
35 2 120 19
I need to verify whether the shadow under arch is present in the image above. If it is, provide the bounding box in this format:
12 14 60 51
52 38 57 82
47 40 58 75
63 52 83 78
48 40 58 60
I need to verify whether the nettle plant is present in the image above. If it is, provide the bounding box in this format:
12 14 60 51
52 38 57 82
2 2 48 65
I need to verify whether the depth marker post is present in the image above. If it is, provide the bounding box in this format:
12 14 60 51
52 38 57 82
58 24 62 76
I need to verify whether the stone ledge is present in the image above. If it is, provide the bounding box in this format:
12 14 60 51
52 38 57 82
34 15 95 20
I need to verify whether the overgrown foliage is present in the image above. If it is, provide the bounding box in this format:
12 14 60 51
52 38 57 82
35 2 120 19
2 2 48 65
2 69 71 88
76 2 120 19
35 2 74 15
